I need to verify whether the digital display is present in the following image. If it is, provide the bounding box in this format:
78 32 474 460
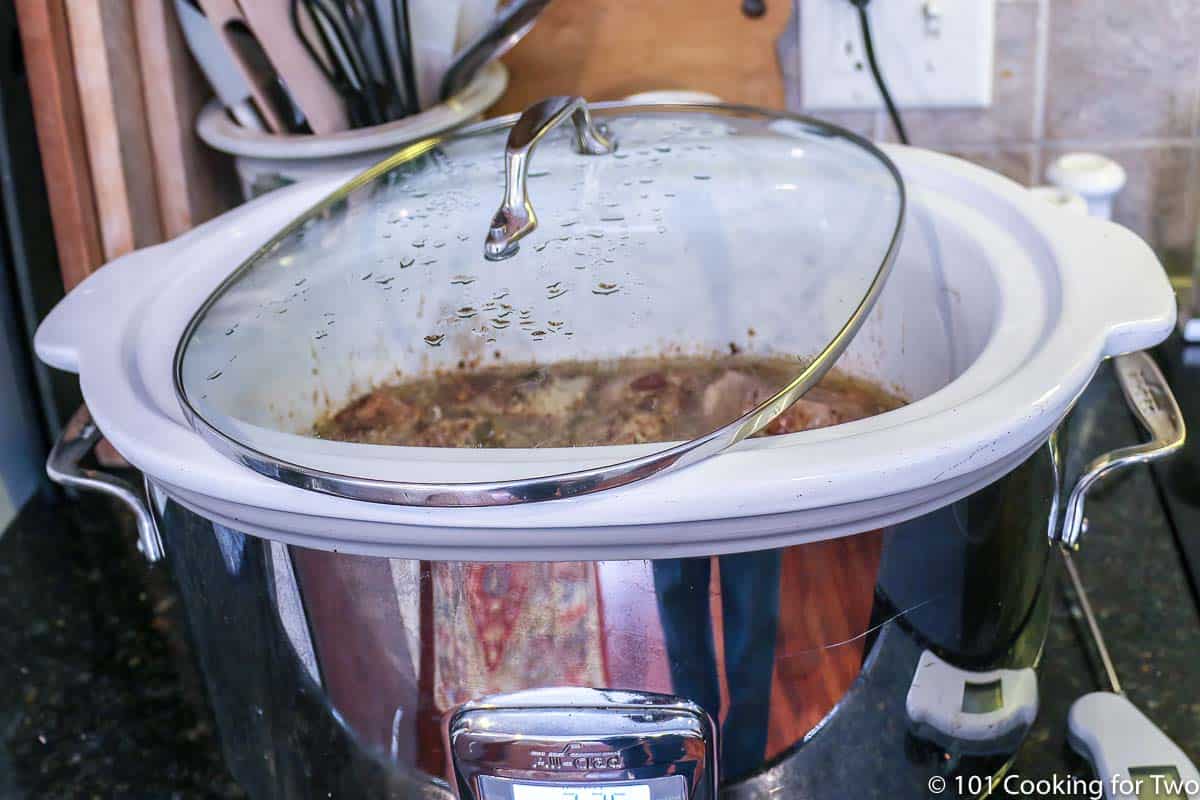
477 775 687 800
1129 766 1187 800
511 784 651 800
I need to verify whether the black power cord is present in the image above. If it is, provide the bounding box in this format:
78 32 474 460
849 0 909 145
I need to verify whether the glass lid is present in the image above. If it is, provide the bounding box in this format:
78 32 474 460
175 96 905 507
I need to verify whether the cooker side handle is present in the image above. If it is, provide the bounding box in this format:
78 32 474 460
1060 350 1185 547
46 406 164 562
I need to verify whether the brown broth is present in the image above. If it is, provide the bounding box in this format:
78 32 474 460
315 355 905 448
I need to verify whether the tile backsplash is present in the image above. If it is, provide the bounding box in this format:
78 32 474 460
786 0 1200 278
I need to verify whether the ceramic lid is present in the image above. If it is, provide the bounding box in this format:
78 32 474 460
173 97 905 506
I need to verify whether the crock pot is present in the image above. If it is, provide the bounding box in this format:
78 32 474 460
37 98 1184 799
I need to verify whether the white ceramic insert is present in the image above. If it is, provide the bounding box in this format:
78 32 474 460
36 145 1175 560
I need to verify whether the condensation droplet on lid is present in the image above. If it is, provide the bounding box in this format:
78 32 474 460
423 334 445 346
412 239 426 247
593 282 620 295
450 275 475 285
207 370 223 380
694 175 711 181
400 257 415 268
361 272 373 280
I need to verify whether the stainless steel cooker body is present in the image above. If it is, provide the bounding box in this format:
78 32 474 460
143 436 1058 799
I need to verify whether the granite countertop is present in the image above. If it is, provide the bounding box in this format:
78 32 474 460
1010 341 1200 780
0 352 1197 798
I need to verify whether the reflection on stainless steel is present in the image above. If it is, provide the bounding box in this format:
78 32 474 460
450 688 716 800
141 436 1085 798
484 96 616 261
1060 351 1185 547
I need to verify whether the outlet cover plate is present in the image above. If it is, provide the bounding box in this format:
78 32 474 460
800 0 995 110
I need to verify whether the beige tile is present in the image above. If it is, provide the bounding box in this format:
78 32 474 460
1045 0 1200 140
804 109 879 139
941 146 1036 185
1042 145 1199 255
884 3 1040 146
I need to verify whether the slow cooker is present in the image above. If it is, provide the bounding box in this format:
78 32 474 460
36 98 1184 799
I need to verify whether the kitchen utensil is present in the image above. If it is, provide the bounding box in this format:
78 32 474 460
393 0 420 115
905 649 1039 755
192 0 293 132
407 0 462 109
195 60 506 199
439 0 550 102
35 100 1184 797
1062 545 1200 800
175 0 264 130
227 0 351 134
368 0 420 116
295 0 382 126
339 0 404 118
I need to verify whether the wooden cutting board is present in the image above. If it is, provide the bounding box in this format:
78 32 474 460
496 0 791 114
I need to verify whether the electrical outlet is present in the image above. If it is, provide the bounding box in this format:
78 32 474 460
800 0 995 110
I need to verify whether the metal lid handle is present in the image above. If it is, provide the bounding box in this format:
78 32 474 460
484 96 615 261
1060 350 1185 547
